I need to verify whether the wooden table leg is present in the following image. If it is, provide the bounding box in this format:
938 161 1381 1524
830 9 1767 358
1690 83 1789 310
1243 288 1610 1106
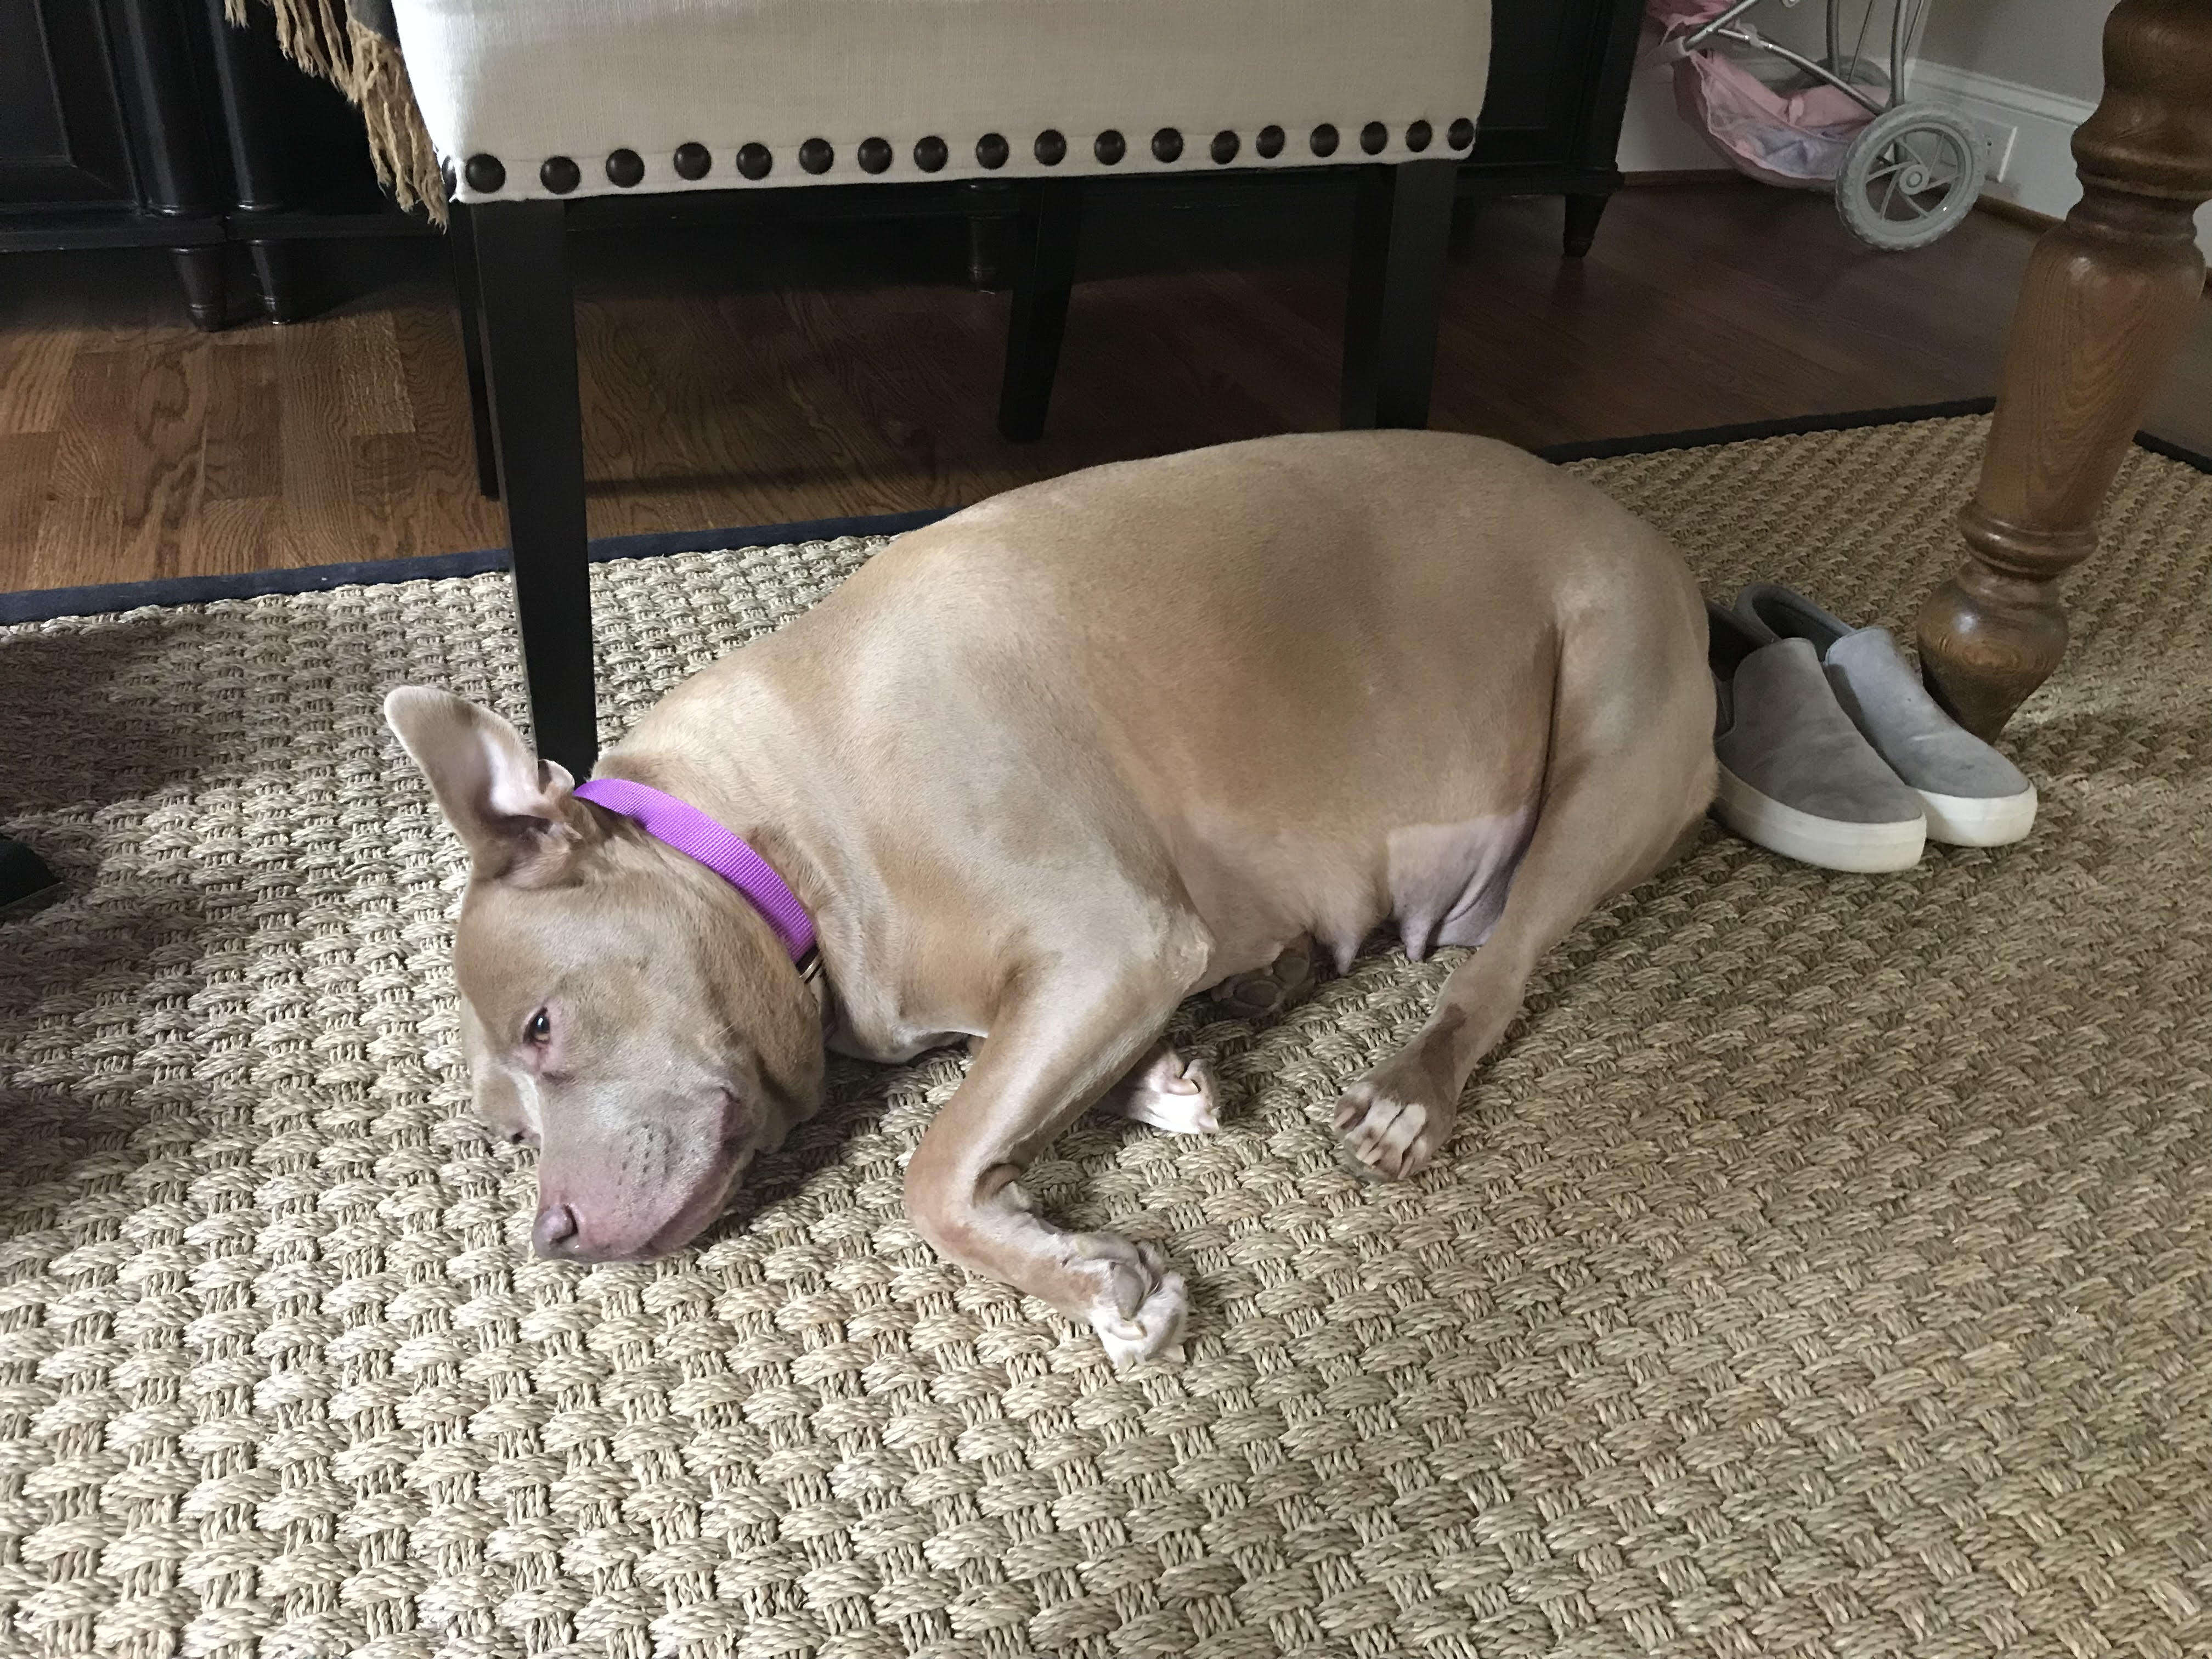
1916 0 2212 739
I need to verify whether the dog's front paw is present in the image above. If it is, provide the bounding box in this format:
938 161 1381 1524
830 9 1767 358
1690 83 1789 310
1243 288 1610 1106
1333 1058 1455 1180
1071 1235 1188 1367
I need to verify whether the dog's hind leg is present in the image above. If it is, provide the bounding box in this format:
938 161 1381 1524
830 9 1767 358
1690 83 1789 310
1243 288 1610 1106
1336 586 1716 1179
1207 935 1322 1021
1093 1040 1221 1133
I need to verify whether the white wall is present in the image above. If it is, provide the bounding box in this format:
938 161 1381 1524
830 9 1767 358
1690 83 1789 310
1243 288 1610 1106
1918 0 2101 101
1910 1 2210 252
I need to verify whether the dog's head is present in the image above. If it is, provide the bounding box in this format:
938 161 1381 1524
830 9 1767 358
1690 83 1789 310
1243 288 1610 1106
386 687 823 1262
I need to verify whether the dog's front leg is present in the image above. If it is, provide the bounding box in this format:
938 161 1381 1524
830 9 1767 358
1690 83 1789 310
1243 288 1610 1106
904 958 1200 1367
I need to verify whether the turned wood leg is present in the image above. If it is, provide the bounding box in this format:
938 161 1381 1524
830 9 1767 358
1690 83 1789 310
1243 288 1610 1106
1917 0 2212 738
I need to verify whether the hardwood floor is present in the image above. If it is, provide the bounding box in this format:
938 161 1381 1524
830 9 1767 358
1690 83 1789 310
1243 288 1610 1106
4 182 2209 596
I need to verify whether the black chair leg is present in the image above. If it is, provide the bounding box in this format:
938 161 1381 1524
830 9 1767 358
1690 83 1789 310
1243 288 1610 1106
1340 158 1458 430
449 204 502 501
470 200 597 776
997 180 1084 442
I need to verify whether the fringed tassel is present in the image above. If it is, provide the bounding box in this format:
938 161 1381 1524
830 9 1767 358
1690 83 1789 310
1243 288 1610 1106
345 16 447 224
228 0 449 225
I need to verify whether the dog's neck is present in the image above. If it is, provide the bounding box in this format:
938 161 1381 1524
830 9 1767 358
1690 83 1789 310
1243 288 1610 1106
585 743 932 1061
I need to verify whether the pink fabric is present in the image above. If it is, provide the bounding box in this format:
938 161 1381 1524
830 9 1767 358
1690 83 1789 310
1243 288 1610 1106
1649 0 1874 187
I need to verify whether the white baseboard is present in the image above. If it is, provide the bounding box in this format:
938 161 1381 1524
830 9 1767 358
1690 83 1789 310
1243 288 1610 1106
1905 58 2212 257
1903 60 2091 220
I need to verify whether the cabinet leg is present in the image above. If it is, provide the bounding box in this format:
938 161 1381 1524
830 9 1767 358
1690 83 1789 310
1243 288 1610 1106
1562 193 1609 257
171 246 227 330
249 241 306 324
1915 0 2212 738
967 211 1016 291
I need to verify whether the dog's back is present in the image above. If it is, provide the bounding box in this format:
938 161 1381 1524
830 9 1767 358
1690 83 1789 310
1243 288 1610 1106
637 429 1707 983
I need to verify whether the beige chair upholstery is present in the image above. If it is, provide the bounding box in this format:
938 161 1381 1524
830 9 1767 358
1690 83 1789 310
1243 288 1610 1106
396 0 1498 772
391 0 1492 204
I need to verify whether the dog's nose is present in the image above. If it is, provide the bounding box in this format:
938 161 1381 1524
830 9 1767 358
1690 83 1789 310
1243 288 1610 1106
532 1203 583 1258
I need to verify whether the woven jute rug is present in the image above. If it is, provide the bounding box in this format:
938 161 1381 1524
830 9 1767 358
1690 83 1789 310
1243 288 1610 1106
2 414 2208 1659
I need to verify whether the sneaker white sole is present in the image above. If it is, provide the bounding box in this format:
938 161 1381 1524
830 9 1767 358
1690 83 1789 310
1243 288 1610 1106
1714 765 1926 872
1916 782 2036 847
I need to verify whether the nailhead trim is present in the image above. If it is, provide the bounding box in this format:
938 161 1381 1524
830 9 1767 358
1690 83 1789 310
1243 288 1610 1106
491 115 1472 196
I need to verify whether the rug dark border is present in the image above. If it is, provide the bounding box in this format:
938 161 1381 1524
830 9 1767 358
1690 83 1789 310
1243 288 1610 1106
0 508 958 628
8 400 2206 627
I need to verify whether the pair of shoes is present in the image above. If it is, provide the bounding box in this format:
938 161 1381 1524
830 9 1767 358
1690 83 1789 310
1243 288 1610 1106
1708 585 2037 872
0 836 62 918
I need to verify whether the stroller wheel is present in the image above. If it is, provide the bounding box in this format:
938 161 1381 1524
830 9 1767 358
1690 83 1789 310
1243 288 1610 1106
1836 105 1985 251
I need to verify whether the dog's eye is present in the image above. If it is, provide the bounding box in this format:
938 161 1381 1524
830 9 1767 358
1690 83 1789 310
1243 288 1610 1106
525 1008 551 1045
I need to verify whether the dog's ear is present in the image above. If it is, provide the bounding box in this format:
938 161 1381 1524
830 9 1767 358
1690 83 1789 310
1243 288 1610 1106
384 687 590 878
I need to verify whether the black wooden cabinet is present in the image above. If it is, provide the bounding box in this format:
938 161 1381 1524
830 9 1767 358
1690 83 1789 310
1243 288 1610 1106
0 0 422 327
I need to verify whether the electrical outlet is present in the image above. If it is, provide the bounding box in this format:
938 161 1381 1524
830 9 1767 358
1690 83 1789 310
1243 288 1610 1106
1961 112 2018 183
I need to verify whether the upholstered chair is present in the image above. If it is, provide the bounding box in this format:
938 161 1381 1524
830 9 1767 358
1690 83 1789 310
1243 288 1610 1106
387 0 1495 769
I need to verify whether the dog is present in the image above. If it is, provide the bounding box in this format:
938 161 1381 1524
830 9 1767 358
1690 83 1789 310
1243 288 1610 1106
386 430 1714 1364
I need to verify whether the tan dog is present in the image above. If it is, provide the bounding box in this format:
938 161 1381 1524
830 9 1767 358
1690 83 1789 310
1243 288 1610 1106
387 431 1714 1364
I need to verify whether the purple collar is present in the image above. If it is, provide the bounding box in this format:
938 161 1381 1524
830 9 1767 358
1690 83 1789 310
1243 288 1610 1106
573 776 816 966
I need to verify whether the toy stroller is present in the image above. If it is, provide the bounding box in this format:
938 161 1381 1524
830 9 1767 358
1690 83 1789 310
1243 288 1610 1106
1652 0 1984 250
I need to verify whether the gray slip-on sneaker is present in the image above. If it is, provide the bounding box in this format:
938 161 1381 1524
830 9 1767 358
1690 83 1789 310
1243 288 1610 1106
1708 602 1927 872
1735 584 2036 847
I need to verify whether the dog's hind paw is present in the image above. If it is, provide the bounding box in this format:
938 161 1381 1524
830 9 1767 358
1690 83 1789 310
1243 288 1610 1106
1076 1237 1188 1367
1095 1043 1221 1134
1209 938 1319 1020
